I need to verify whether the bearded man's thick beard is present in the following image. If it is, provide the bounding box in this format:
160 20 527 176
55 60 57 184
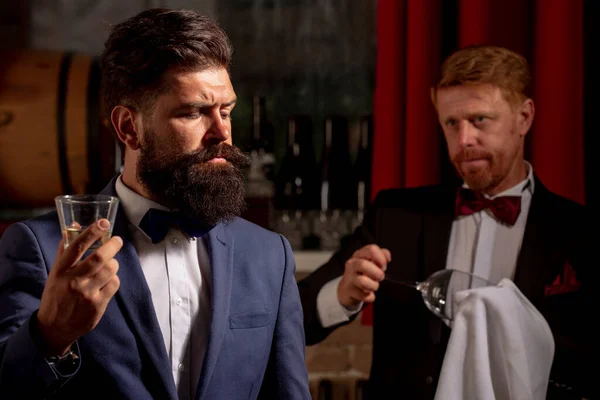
137 142 251 226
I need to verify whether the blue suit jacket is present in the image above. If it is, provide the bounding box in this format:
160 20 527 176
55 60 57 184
0 179 310 399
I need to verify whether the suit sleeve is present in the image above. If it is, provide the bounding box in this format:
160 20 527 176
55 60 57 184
258 234 311 400
297 191 384 345
0 222 80 398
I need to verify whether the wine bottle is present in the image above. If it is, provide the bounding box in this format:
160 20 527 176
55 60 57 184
273 116 318 249
250 95 275 181
354 115 373 213
321 116 356 211
242 96 275 229
275 115 318 211
350 115 373 229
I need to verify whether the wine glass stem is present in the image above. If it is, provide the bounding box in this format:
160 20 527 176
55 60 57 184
385 278 418 289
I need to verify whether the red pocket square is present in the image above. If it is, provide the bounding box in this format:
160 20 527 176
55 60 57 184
544 261 581 296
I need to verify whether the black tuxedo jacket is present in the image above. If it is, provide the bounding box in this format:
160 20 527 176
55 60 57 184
299 177 596 399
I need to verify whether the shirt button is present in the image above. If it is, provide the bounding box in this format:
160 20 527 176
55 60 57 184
425 376 433 385
178 363 185 372
171 237 178 244
176 297 183 306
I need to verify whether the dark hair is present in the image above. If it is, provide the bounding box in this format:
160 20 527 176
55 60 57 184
431 44 531 108
100 8 233 122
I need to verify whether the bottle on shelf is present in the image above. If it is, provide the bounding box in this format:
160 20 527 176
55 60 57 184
351 115 373 230
324 115 356 211
250 95 275 181
273 115 318 249
315 116 355 250
242 95 276 229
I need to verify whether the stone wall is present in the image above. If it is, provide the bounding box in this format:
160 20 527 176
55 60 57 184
296 271 373 400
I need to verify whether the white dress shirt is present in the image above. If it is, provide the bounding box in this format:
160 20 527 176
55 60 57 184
446 161 534 284
317 162 535 328
115 176 212 400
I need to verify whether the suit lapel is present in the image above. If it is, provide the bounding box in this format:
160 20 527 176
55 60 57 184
422 187 456 345
513 178 554 303
101 179 177 399
196 223 234 399
422 187 456 281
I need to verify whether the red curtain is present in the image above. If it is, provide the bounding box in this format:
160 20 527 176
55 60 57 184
364 0 585 326
531 1 584 204
458 0 585 205
371 0 442 196
364 0 443 325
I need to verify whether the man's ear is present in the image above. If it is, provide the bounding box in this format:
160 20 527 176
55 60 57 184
110 105 142 151
517 98 535 137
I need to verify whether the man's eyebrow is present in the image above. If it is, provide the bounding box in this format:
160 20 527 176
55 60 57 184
223 98 237 107
442 111 498 124
466 111 498 119
176 98 237 109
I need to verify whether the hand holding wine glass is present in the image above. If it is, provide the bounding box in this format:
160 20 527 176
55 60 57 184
336 240 494 321
337 244 391 309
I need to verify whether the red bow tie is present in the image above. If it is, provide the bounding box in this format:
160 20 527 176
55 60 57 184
455 187 522 226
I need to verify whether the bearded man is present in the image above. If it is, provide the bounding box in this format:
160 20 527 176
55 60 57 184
0 8 310 400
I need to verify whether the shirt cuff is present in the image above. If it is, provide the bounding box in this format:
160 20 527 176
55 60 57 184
29 310 81 379
316 276 363 328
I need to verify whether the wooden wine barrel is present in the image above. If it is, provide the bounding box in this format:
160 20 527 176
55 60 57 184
0 50 119 209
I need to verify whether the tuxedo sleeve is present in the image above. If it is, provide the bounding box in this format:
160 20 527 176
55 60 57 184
297 191 384 345
0 222 80 398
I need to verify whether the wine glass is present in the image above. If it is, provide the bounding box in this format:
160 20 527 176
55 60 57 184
387 269 495 321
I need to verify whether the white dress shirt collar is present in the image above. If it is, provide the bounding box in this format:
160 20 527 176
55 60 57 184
115 174 169 238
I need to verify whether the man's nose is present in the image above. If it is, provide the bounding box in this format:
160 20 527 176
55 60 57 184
457 121 478 147
204 111 230 143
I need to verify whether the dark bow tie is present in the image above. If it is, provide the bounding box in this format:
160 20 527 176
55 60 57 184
455 187 521 226
139 208 212 244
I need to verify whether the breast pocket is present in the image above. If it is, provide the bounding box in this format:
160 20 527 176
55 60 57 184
229 309 271 329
